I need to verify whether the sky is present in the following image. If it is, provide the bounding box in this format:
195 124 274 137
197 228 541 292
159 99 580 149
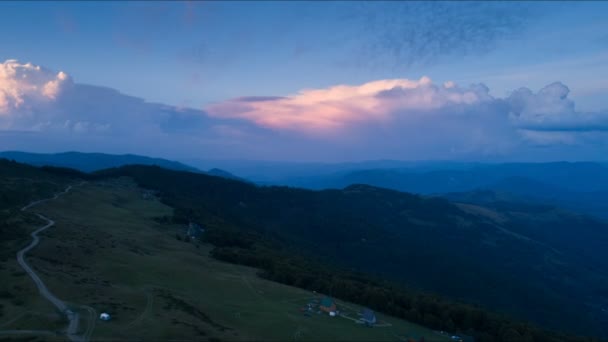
0 1 607 163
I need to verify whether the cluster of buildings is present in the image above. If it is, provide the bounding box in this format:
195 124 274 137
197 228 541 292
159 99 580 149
301 296 377 327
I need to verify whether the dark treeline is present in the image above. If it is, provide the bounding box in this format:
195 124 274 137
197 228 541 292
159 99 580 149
96 165 602 342
0 159 80 263
206 234 594 342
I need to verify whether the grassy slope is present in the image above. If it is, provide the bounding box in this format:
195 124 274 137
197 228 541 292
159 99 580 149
2 178 448 341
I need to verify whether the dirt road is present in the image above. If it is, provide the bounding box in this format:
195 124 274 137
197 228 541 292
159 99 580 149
15 184 86 342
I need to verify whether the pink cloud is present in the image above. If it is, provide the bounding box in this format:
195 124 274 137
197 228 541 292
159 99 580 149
205 76 493 134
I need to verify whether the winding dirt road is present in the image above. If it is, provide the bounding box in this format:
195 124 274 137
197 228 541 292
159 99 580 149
12 184 86 342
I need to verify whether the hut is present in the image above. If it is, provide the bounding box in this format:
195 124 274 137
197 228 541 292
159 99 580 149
361 308 377 326
319 297 336 314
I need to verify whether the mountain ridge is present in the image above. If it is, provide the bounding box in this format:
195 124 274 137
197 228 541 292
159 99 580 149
0 151 244 182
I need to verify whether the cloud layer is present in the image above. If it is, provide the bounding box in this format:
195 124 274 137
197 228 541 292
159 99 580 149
208 76 608 135
0 59 255 158
1 59 606 162
206 77 492 133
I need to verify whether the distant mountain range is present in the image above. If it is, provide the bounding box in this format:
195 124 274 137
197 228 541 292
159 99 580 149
262 162 608 220
0 151 200 173
185 159 482 183
4 152 606 220
0 151 242 181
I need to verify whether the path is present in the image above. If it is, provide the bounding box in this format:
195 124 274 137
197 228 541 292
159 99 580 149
4 184 90 341
124 288 154 329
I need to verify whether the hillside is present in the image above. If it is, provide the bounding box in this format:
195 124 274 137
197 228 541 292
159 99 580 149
1 161 605 340
0 161 451 341
100 165 608 339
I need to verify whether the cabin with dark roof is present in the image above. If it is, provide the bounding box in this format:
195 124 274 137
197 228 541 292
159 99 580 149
361 308 377 326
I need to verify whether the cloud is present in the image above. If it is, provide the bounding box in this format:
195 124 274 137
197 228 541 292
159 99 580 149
0 60 72 115
1 59 606 162
0 59 261 158
207 75 608 160
207 77 497 134
208 76 607 134
508 82 608 131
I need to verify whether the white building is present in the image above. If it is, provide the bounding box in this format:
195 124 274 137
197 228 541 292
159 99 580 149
100 313 111 321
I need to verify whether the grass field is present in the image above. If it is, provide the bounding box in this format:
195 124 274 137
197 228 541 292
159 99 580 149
1 178 449 341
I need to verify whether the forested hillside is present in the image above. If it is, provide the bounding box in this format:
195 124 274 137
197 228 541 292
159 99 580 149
98 165 608 341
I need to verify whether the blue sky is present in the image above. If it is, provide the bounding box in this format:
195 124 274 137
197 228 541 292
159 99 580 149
0 1 607 162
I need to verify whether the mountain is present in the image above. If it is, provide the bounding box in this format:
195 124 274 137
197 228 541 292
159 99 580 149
185 159 482 183
98 164 608 338
273 162 608 220
0 151 201 173
280 162 608 192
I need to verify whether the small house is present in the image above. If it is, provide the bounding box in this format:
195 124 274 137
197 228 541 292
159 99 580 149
361 308 377 326
319 297 336 314
99 313 111 321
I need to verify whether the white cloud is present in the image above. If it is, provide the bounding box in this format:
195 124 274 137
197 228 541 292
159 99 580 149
0 60 72 114
507 82 608 131
0 60 211 136
0 59 250 158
